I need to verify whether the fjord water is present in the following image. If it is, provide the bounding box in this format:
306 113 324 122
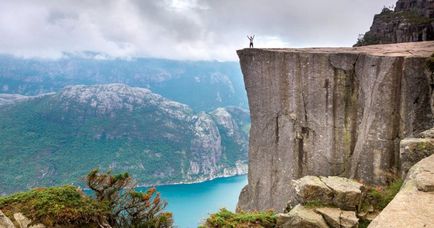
137 175 247 228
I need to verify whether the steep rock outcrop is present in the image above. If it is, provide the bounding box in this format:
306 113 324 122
355 0 434 46
237 42 434 212
369 154 434 227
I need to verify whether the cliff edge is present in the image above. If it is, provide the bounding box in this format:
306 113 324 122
237 41 434 212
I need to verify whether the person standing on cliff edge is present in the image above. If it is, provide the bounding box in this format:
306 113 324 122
247 35 255 48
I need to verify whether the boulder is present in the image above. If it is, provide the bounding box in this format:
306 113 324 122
315 207 358 228
319 176 363 210
292 176 334 205
400 137 434 177
292 176 363 210
0 210 15 228
277 204 328 228
418 128 434 138
13 213 45 228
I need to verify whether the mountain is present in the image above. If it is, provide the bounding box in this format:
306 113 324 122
0 84 249 194
0 55 247 111
355 0 433 46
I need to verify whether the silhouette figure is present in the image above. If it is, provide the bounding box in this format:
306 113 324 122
247 35 255 48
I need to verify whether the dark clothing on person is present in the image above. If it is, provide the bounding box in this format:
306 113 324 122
247 35 255 48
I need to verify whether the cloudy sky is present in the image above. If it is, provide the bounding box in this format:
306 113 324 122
0 0 396 61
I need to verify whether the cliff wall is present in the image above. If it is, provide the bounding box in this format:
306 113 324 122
237 42 434 212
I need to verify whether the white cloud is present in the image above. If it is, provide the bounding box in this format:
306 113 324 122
0 0 397 60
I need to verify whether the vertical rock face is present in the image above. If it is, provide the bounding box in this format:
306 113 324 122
355 0 434 46
237 42 434 212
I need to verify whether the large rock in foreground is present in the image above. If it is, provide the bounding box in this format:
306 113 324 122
237 41 434 212
277 205 329 228
292 176 363 210
315 208 358 228
369 154 434 227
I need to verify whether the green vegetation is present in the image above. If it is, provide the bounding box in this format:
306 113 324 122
0 90 249 194
202 208 277 228
86 169 173 227
303 200 333 209
0 170 173 227
0 186 109 227
355 33 382 47
358 219 371 228
365 178 403 210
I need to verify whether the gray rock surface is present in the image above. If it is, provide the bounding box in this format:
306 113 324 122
355 0 434 46
0 210 15 228
292 176 363 210
315 207 358 228
237 42 434 212
277 205 329 228
399 133 434 176
320 176 363 210
292 176 334 205
369 154 434 227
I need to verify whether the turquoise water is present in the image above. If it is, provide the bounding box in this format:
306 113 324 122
136 175 247 228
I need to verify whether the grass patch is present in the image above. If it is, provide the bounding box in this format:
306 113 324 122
303 200 333 209
0 185 109 227
202 208 277 228
365 178 403 210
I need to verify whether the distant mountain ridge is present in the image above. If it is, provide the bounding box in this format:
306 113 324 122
0 56 247 111
0 84 249 194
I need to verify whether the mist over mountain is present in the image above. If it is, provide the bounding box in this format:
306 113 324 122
0 55 247 111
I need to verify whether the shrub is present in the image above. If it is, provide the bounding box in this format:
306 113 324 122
202 208 276 228
86 169 173 227
0 185 109 227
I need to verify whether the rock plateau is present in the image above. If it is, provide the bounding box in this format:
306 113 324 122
237 41 434 212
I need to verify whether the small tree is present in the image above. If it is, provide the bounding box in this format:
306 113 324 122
86 169 173 227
